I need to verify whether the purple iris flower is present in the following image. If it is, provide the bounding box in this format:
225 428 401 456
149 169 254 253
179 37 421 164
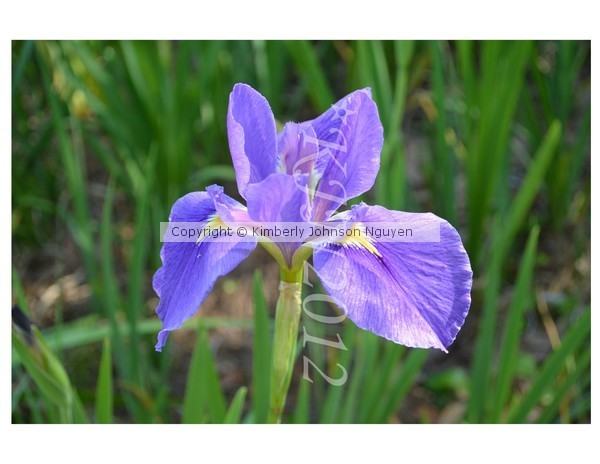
153 83 472 352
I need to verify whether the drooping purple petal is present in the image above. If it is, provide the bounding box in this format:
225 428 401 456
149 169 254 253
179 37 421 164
306 89 383 221
245 172 311 266
313 204 472 351
227 83 278 197
153 189 256 351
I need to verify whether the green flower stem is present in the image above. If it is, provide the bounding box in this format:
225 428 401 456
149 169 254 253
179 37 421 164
268 270 303 424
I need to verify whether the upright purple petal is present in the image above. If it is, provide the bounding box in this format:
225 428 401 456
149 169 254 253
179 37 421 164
245 172 311 266
245 172 311 223
227 83 278 196
277 122 319 177
153 189 257 351
307 89 383 221
313 204 472 351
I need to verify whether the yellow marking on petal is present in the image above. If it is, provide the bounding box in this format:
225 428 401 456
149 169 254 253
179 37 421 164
337 224 382 258
196 214 226 244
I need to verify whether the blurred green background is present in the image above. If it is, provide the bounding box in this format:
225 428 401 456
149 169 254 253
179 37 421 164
11 40 590 424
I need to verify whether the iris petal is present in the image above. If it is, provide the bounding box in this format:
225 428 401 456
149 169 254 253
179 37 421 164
245 173 311 223
313 204 472 351
307 89 383 221
277 122 319 177
245 172 311 267
153 189 257 351
227 83 278 197
207 184 252 223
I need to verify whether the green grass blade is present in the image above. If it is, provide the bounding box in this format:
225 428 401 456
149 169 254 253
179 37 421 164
354 41 375 93
100 178 122 320
252 40 271 103
371 349 428 423
535 347 590 424
119 41 161 123
224 387 248 424
285 40 334 112
507 308 590 423
265 41 286 114
341 331 379 423
182 327 227 424
466 41 532 264
430 40 455 222
361 342 405 423
319 322 355 423
95 337 113 424
71 390 89 424
38 50 97 294
125 150 156 390
12 332 69 410
302 295 334 402
199 329 227 423
252 271 271 423
292 378 311 424
468 121 561 422
182 325 208 424
12 40 35 98
98 176 146 420
490 225 540 422
564 106 591 220
194 164 236 186
12 326 86 423
12 269 30 316
568 395 591 423
384 41 414 209
12 316 255 367
368 41 393 123
467 223 503 422
456 40 476 118
498 121 561 258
